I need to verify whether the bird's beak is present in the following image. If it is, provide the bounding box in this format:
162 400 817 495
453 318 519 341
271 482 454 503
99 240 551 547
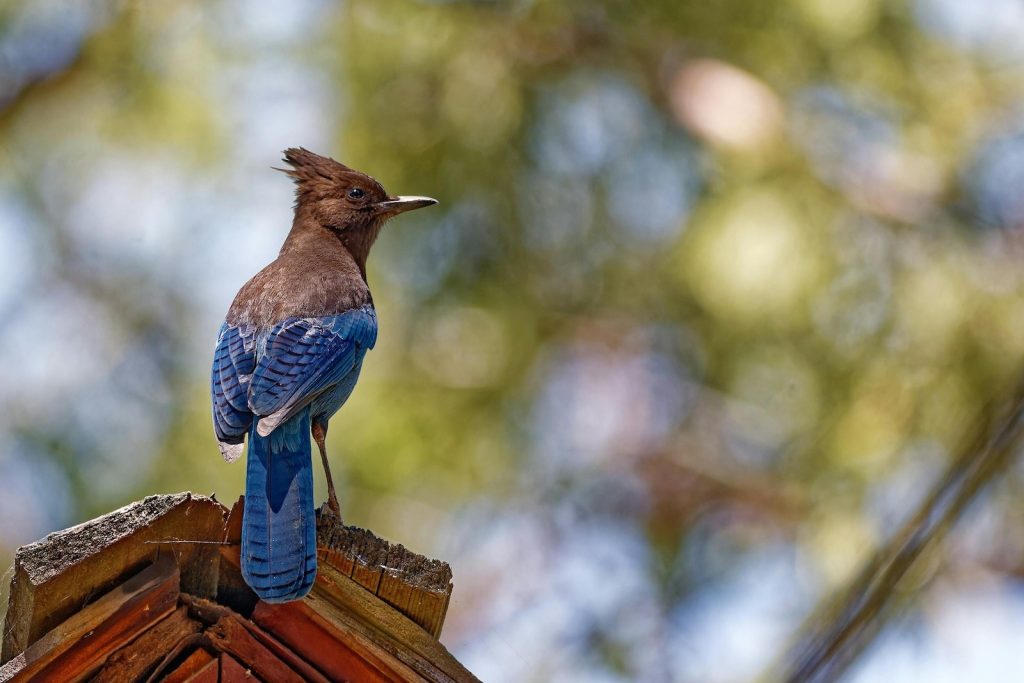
375 196 438 217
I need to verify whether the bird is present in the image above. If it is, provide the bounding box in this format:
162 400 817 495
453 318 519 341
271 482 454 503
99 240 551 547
210 148 436 603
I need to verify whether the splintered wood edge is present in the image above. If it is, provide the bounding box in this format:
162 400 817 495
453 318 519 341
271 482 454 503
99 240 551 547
13 494 223 585
316 507 454 638
2 493 228 664
316 508 453 592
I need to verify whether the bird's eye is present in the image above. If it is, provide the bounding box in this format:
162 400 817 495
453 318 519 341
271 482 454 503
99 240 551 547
348 188 365 199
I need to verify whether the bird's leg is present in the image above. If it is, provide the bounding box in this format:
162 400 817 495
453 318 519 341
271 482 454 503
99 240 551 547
311 419 341 519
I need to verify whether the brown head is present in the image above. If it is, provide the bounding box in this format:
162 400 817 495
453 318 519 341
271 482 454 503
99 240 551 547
278 147 436 276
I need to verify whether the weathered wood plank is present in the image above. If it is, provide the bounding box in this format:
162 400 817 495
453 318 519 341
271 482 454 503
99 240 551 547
181 593 331 683
187 662 220 683
0 555 179 683
220 652 257 682
241 618 334 683
1 493 226 664
207 615 304 683
1 492 468 682
305 561 479 683
253 601 400 683
316 508 453 638
93 605 201 682
158 647 216 683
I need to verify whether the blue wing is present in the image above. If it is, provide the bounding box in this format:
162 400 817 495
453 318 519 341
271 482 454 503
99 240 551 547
211 322 256 459
249 306 377 436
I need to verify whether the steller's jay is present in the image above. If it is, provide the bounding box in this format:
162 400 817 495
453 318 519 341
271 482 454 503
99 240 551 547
211 148 436 602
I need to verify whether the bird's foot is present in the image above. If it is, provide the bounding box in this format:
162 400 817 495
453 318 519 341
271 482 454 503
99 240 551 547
326 491 342 520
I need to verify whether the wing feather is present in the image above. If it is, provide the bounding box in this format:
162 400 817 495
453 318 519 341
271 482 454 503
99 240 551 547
211 323 257 459
248 307 377 434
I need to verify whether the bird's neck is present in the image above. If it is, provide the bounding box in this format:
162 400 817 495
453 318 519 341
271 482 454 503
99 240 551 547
281 211 380 282
276 220 374 310
280 224 362 282
225 217 375 329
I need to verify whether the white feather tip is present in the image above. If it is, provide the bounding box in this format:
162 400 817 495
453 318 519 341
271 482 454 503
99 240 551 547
219 441 244 463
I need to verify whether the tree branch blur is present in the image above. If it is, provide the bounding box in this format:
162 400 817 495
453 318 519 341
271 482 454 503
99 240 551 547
768 369 1024 683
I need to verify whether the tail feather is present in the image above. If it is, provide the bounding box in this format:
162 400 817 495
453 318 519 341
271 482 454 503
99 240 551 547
241 406 317 602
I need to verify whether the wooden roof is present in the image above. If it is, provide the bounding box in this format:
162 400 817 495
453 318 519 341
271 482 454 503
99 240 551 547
0 492 478 682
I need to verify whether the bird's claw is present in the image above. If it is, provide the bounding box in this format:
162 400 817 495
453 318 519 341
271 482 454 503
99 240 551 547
326 493 342 521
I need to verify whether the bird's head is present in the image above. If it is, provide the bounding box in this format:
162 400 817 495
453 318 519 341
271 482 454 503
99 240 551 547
278 147 436 265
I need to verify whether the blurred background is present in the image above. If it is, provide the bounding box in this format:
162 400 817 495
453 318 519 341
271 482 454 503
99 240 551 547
3 1 1024 681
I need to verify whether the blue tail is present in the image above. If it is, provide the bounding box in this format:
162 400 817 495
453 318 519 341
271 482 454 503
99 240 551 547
241 406 317 602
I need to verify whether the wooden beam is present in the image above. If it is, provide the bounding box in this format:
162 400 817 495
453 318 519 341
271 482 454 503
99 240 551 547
1 492 473 682
93 605 201 682
1 493 226 664
253 600 401 683
308 560 479 683
152 645 215 683
207 615 305 683
220 652 254 683
0 554 180 683
181 593 331 683
180 656 219 683
253 559 479 683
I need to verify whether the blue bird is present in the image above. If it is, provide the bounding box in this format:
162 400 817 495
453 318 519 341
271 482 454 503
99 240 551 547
211 148 436 602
